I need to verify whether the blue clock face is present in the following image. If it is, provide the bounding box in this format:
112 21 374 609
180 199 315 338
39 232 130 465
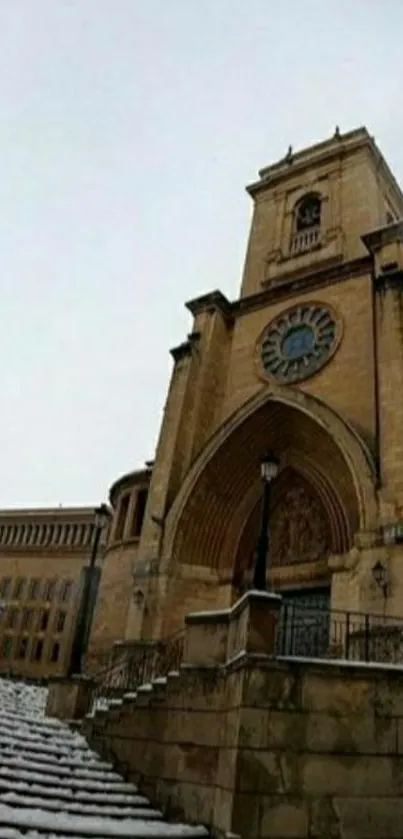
260 304 339 384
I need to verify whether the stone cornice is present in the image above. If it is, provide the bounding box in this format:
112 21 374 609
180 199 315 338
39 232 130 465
108 467 152 507
0 543 100 556
234 256 372 316
0 507 100 525
169 340 193 362
362 220 403 253
246 128 403 208
185 290 233 321
184 257 371 329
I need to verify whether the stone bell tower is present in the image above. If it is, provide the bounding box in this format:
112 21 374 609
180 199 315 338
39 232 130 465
241 127 402 299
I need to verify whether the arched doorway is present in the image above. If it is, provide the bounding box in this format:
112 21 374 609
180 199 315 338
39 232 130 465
160 388 377 637
233 466 334 655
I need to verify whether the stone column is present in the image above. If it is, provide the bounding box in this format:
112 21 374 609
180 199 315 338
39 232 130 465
184 590 283 669
46 676 95 721
125 340 196 642
362 222 403 522
126 296 232 643
212 590 283 836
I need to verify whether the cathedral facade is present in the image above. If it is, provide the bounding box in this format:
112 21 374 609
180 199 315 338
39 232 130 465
1 126 403 678
89 126 403 662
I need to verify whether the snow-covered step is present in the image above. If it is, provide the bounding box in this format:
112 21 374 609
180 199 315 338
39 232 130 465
0 722 89 749
0 732 95 757
0 765 138 793
0 678 209 839
0 718 73 738
0 747 112 772
0 791 163 820
152 677 168 687
0 734 100 763
0 804 208 838
0 755 121 783
0 778 146 807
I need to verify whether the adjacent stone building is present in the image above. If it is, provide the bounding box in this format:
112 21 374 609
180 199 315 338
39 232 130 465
0 507 108 678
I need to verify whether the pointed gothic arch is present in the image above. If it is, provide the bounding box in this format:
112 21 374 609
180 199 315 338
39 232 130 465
161 386 377 575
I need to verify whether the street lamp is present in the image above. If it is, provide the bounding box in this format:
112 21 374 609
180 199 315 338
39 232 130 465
382 522 403 546
372 560 389 598
68 503 110 676
252 452 280 591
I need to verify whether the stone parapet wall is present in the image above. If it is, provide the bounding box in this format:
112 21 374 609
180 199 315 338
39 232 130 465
80 594 403 838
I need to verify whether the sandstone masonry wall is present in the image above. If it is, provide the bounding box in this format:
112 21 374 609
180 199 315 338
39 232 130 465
80 594 403 839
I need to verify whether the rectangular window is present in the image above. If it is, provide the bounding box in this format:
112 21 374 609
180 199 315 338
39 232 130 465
59 580 73 603
1 636 12 659
39 610 50 632
131 488 148 538
28 579 41 601
0 578 11 599
32 638 44 662
6 607 18 629
17 637 28 660
21 608 33 631
54 610 66 634
114 494 130 541
50 641 60 663
44 579 57 602
13 578 26 600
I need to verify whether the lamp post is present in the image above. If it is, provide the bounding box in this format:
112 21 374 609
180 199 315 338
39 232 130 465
68 503 110 676
252 453 280 591
372 560 389 598
382 522 403 546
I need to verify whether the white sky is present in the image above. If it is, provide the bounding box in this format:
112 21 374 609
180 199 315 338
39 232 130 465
0 0 401 507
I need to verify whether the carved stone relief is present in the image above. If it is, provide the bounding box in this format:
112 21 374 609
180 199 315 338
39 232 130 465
270 479 330 566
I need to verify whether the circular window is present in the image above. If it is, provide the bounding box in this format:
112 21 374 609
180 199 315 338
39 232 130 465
260 302 341 385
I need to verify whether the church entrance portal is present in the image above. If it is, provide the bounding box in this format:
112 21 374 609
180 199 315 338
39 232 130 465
163 391 376 641
235 469 333 657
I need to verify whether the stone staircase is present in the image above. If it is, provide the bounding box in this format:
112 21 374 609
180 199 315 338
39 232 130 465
89 673 172 718
85 675 175 785
0 678 208 839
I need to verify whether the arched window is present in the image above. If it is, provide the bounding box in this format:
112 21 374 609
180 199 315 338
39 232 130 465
291 193 322 254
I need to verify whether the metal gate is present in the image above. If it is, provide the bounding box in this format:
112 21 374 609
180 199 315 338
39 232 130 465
277 587 331 657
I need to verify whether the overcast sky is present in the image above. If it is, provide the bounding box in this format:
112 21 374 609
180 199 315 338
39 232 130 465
0 0 401 508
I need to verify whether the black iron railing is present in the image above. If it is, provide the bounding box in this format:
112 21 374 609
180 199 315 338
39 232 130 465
277 602 403 665
89 630 185 713
88 605 403 717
